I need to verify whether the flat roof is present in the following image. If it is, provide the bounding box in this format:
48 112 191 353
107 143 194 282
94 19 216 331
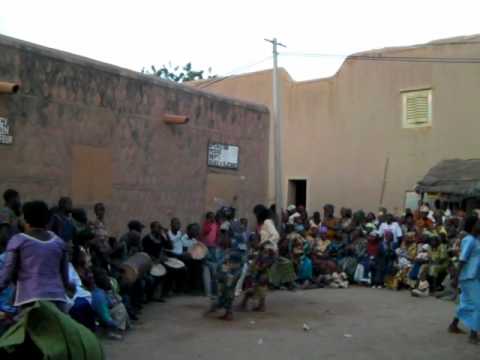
0 34 269 114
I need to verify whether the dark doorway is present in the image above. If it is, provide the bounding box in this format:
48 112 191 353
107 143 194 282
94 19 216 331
288 179 307 207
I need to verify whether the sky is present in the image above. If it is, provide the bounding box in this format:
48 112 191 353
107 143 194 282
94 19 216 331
1 0 479 81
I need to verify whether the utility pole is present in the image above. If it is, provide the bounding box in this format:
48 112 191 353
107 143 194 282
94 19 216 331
265 38 286 219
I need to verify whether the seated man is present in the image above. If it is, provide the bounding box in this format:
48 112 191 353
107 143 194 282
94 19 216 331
116 220 146 314
142 221 172 301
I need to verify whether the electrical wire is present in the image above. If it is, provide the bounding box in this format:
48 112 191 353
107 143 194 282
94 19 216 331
281 52 480 64
198 56 272 89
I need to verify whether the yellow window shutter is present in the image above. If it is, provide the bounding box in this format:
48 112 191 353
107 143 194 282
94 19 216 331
402 89 432 128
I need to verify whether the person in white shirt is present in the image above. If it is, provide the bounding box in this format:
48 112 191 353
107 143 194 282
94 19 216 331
181 224 199 250
166 218 188 293
168 218 184 256
69 246 96 331
378 214 403 245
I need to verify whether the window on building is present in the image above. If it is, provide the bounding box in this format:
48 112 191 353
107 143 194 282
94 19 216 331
402 89 432 128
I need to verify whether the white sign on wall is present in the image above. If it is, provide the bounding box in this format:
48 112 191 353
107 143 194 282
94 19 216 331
208 143 239 169
0 117 13 145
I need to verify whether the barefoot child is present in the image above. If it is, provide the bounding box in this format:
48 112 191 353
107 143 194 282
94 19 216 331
207 252 243 320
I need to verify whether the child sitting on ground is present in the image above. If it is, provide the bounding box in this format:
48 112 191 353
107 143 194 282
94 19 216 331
411 267 430 297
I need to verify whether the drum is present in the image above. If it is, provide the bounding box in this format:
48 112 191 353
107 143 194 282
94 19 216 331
163 257 185 269
150 263 167 277
188 242 208 260
120 252 152 285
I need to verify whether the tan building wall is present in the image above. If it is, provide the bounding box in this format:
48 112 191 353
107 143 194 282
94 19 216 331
0 35 270 234
192 35 480 215
195 69 293 206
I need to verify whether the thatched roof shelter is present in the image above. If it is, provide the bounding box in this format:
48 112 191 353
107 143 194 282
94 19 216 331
416 159 480 198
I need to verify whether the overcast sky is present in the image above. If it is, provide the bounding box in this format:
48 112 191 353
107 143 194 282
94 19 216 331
1 0 479 81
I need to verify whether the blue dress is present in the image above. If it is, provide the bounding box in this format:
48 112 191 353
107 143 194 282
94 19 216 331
457 234 480 332
0 253 16 315
298 256 313 281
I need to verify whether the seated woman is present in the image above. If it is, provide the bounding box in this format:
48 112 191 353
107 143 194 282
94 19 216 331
353 231 370 285
313 227 331 257
338 245 358 282
309 211 322 235
91 268 129 339
0 201 71 311
267 230 296 290
288 232 305 273
428 235 449 292
311 227 337 278
68 245 96 331
328 234 347 265
393 232 417 289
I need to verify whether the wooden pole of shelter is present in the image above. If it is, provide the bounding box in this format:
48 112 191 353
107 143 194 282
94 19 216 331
379 157 390 207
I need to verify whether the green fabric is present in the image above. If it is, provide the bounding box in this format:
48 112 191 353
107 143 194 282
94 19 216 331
0 301 104 360
268 258 297 286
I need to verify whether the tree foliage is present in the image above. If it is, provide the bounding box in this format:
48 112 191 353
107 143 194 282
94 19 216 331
142 62 216 83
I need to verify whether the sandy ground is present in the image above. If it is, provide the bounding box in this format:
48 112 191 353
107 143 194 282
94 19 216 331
103 287 478 360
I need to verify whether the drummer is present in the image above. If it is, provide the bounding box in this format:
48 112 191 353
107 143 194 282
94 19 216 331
142 222 172 301
143 222 172 260
168 218 184 257
167 218 188 293
181 224 204 293
117 220 146 318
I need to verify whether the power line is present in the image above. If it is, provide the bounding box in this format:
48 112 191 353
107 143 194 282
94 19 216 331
198 56 272 89
281 51 480 64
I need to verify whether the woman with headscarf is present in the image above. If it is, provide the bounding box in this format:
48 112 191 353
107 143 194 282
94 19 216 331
240 205 280 312
309 211 322 234
0 201 71 311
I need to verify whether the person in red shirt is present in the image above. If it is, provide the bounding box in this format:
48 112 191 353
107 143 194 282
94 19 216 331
201 212 219 248
201 212 219 298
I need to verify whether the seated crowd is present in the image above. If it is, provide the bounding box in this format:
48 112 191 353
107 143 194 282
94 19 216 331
276 202 465 300
0 189 251 338
0 188 472 339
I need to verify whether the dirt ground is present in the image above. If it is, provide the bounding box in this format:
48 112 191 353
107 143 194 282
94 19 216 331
103 287 478 360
